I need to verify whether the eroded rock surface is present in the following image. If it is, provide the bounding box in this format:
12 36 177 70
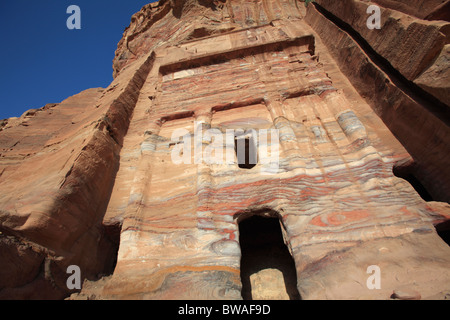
1 0 449 300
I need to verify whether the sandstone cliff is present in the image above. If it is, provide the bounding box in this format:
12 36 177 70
1 0 449 300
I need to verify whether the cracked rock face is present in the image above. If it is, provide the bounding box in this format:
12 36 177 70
1 0 450 300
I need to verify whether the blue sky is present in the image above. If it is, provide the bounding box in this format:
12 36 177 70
0 1 155 119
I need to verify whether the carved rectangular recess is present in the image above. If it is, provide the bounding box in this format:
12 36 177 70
159 35 315 77
211 103 272 130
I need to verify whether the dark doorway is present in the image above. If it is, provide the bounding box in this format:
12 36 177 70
238 215 301 300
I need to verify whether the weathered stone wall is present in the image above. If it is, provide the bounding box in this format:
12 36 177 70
1 0 449 300
305 0 450 202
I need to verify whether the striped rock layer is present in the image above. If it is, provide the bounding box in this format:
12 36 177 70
1 0 449 300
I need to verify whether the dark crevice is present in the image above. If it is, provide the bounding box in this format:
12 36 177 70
435 220 450 247
402 174 433 201
311 2 450 126
437 229 450 246
101 221 123 276
393 163 433 201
